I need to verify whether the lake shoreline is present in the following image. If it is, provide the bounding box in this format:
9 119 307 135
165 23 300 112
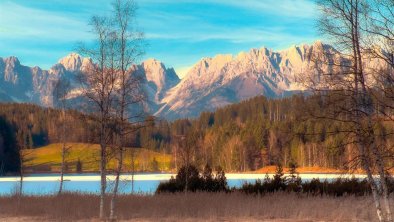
0 172 370 182
0 172 372 196
3 166 371 177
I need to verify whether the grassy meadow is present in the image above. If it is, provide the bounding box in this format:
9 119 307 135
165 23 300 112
0 192 387 221
22 143 172 173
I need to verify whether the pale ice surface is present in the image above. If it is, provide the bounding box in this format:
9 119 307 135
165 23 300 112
0 173 368 182
0 173 369 196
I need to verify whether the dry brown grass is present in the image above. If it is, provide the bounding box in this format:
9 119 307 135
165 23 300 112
0 192 388 221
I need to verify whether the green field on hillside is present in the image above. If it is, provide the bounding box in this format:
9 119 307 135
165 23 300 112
22 143 173 173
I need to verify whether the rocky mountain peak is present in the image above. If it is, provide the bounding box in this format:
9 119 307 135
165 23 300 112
141 58 180 103
143 58 178 83
3 56 20 65
58 53 84 72
157 41 349 119
1 56 24 84
2 41 380 120
57 53 94 74
142 59 166 79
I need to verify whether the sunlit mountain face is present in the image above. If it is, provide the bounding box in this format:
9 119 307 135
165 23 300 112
0 41 366 119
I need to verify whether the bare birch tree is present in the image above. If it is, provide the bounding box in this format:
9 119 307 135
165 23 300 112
130 148 136 192
77 15 118 220
53 77 72 195
16 148 32 197
108 0 145 220
364 1 394 221
300 1 394 221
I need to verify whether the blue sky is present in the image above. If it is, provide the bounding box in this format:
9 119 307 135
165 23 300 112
0 0 319 78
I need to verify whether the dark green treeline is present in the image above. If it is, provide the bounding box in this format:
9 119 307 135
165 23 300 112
0 92 392 173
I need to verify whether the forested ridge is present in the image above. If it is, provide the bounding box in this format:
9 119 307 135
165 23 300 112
1 92 392 173
0 103 97 148
158 93 393 172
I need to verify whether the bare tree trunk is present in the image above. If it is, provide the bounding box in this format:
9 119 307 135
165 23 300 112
131 148 135 193
284 151 287 167
174 146 178 171
185 164 189 194
58 109 68 195
308 144 311 167
360 144 384 222
19 152 23 196
110 147 123 221
243 148 246 172
58 142 66 195
184 146 189 194
77 9 122 220
355 4 391 217
108 0 145 219
373 141 393 221
312 0 394 220
99 123 107 220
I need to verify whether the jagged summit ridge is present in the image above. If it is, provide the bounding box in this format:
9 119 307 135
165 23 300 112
0 41 357 119
156 41 342 119
0 54 178 110
58 53 93 72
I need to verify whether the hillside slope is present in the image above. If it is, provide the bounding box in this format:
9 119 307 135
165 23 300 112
22 143 172 173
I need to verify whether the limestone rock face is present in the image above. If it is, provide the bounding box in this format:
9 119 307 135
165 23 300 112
0 54 179 114
156 41 344 119
140 58 180 103
0 41 387 120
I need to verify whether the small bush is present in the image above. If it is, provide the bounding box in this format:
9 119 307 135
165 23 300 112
238 164 384 197
156 164 228 193
239 176 376 197
286 162 302 193
158 163 393 197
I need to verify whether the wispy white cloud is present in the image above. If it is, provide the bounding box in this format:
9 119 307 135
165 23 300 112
0 0 320 72
146 26 312 44
141 0 317 18
216 0 317 19
0 1 92 42
139 0 317 47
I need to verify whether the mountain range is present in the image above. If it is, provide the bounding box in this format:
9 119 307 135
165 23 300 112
0 41 351 120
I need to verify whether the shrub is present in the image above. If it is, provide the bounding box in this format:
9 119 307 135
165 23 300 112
286 163 302 193
239 176 376 197
238 164 380 196
272 164 286 191
156 164 229 193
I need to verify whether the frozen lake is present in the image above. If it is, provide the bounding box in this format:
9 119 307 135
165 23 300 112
0 173 368 196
